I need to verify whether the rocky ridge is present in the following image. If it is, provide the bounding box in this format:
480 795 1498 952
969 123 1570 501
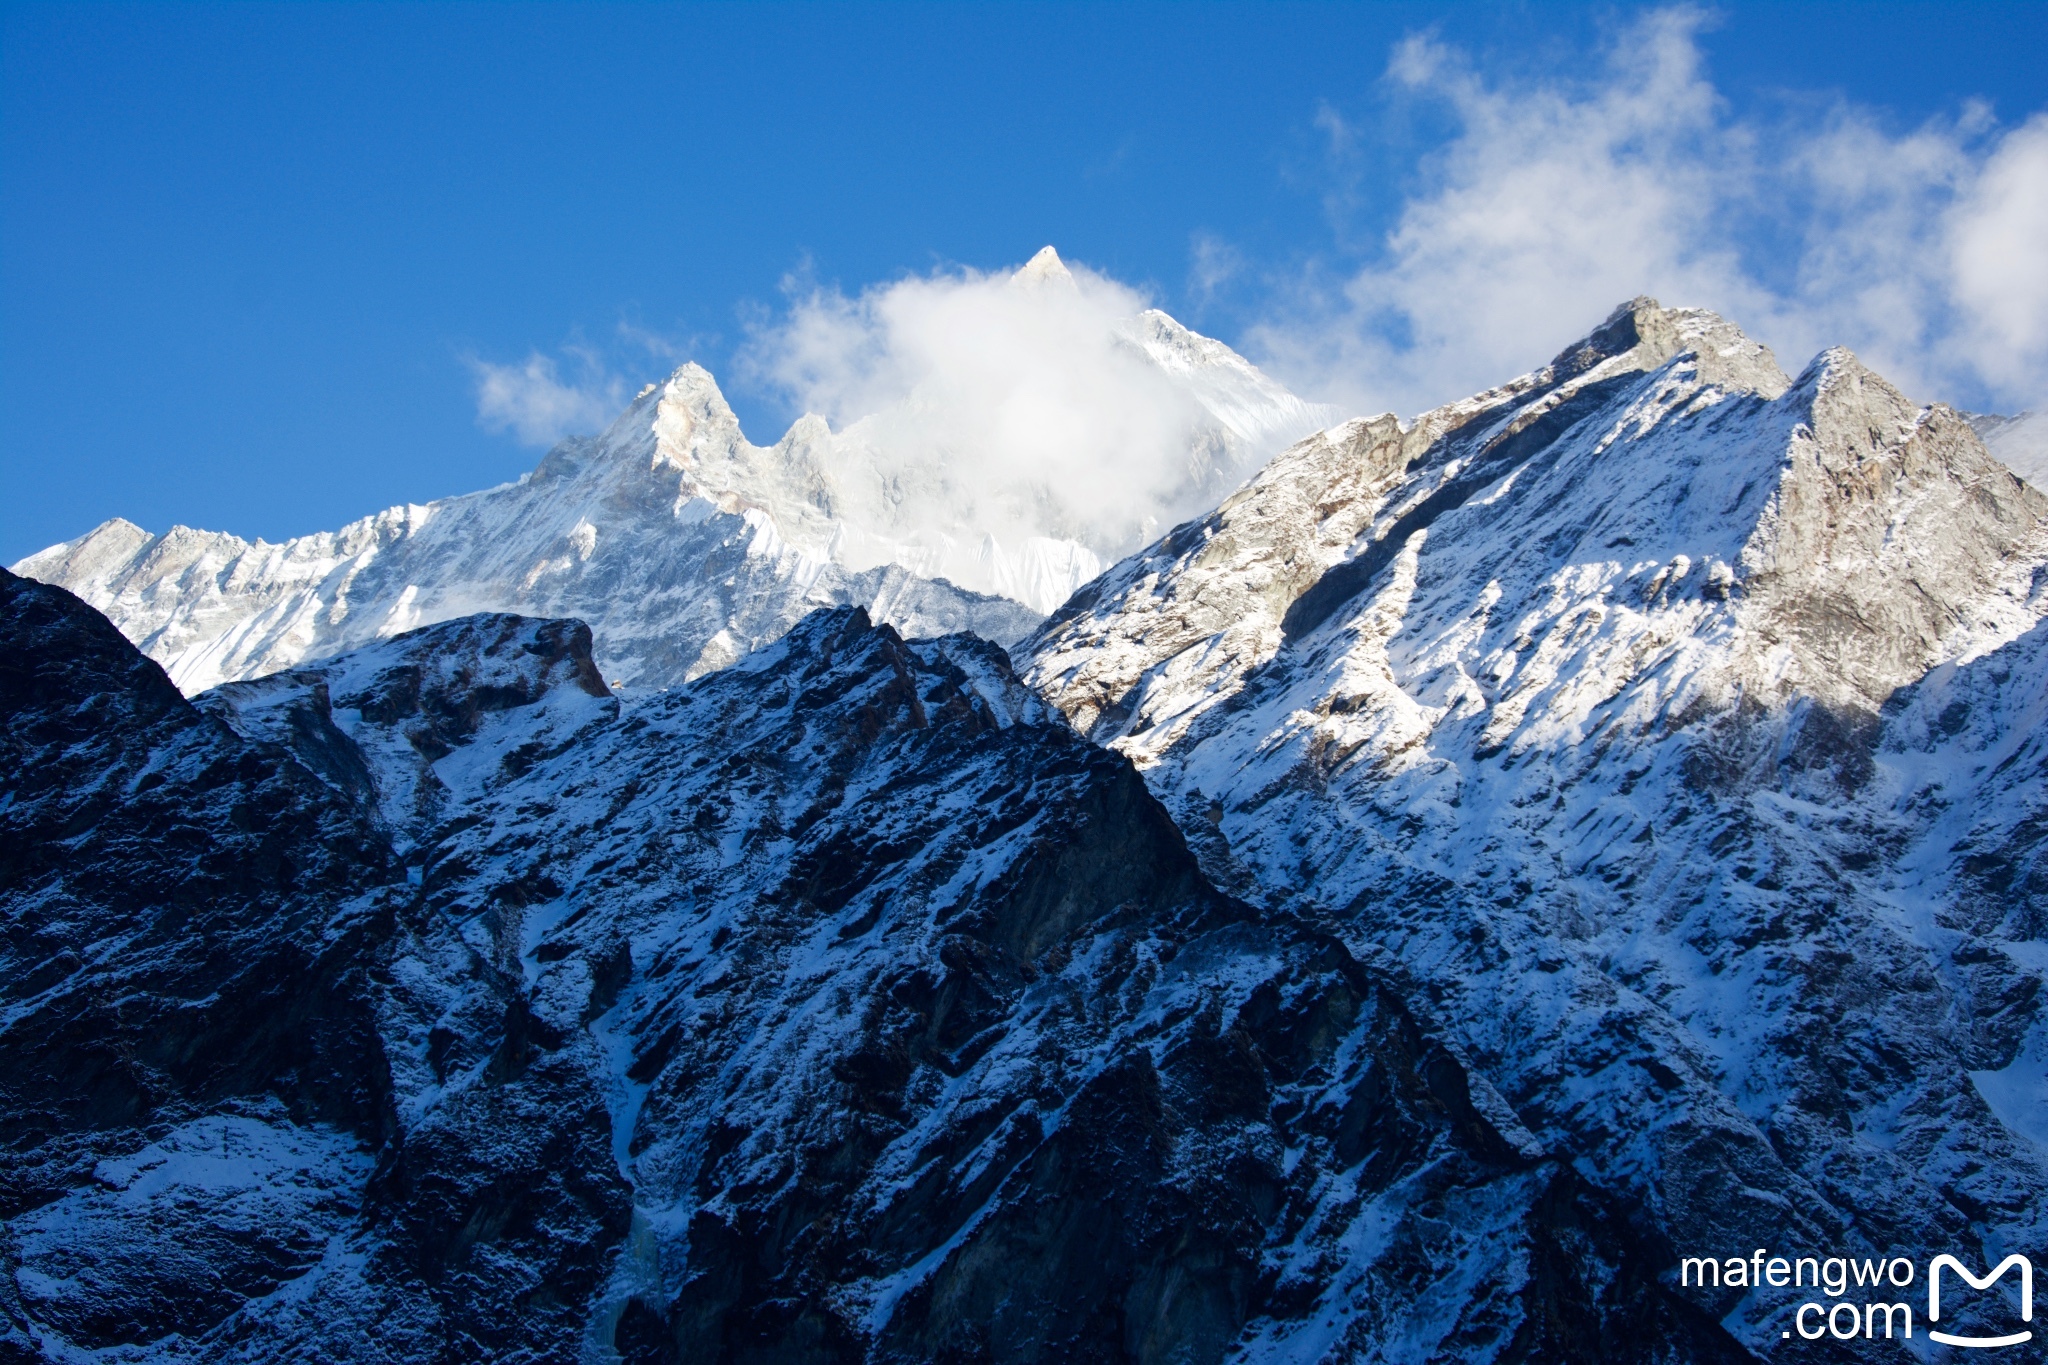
9 291 2048 1361
1021 296 2048 1351
0 568 401 1357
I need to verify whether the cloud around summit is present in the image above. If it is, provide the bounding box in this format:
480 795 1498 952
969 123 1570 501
736 251 1239 552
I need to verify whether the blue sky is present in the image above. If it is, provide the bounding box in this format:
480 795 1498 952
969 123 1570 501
4 1 2046 564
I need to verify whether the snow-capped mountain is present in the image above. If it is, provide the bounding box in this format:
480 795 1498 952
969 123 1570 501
11 248 1334 695
1021 296 2048 1350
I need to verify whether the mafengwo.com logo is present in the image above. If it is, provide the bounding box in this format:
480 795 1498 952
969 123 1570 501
1679 1249 2034 1347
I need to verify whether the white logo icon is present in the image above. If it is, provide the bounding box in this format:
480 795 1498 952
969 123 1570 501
1928 1254 2033 1349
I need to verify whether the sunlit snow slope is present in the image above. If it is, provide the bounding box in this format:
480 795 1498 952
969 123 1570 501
12 290 2048 1362
1021 297 2048 1352
1973 409 2048 489
13 249 1332 694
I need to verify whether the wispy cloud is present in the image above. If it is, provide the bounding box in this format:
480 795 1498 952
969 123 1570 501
1951 115 2048 396
1244 6 2048 419
467 347 627 447
1187 231 1244 307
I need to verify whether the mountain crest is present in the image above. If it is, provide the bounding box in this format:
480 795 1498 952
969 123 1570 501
1024 297 2045 756
13 288 2048 1361
1012 243 1075 289
1014 309 2048 1342
14 290 1328 688
1543 295 1790 398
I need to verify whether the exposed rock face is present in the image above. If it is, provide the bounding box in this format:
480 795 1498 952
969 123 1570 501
1021 297 2048 1353
2 578 1741 1362
199 611 619 846
0 568 400 1355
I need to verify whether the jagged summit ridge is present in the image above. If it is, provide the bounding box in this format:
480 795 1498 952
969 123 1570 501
14 279 1332 694
1027 296 2042 752
10 287 2048 1359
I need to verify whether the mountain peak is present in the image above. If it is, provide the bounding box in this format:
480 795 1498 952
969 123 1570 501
1013 244 1076 290
12 285 1333 689
1542 295 1789 399
1016 303 2048 1337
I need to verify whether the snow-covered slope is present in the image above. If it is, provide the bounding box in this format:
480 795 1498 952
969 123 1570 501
12 249 1332 694
1021 296 2048 1350
197 611 619 848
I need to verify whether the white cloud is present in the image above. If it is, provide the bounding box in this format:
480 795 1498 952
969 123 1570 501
1950 114 2048 393
739 250 1234 554
472 11 2044 517
1188 231 1245 305
1245 7 2048 420
469 348 626 447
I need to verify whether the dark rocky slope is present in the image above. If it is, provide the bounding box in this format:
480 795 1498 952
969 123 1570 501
0 567 399 1353
1 572 1744 1362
